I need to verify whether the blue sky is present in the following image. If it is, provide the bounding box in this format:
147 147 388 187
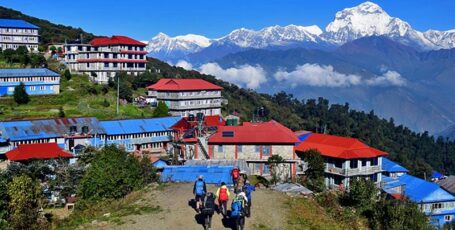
2 0 454 40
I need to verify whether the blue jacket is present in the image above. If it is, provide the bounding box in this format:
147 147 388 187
243 184 255 201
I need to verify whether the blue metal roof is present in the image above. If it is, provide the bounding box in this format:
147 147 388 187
152 159 168 168
0 117 104 141
387 174 455 203
432 171 443 179
161 165 234 185
0 68 60 78
99 116 181 135
382 158 409 173
0 19 39 29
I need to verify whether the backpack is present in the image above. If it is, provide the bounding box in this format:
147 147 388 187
195 180 205 196
230 199 243 218
232 169 240 179
219 187 228 202
202 196 215 215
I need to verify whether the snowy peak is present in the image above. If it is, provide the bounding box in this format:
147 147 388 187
147 33 212 59
217 24 324 48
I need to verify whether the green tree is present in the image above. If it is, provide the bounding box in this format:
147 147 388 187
347 177 378 214
58 106 65 118
78 145 145 201
49 45 57 54
153 101 169 117
371 198 432 230
64 69 72 81
7 175 47 230
13 82 30 104
267 154 285 184
57 47 63 54
0 176 9 228
300 149 325 192
30 54 46 68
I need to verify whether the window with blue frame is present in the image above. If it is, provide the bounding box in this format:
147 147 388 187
263 164 270 175
262 145 271 156
255 145 261 153
217 145 224 152
237 145 243 152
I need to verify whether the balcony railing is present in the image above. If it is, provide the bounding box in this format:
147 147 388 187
149 93 222 100
325 165 381 176
168 103 222 110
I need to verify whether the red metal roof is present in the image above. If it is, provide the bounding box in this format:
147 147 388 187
147 79 223 91
295 133 387 159
208 120 299 144
5 143 73 161
171 115 226 131
90 36 146 46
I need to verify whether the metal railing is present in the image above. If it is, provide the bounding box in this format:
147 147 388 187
325 165 381 176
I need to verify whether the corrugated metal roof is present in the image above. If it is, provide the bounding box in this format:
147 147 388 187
6 143 73 161
382 158 409 173
0 68 60 78
0 19 39 29
437 176 455 195
185 159 251 175
161 165 234 185
99 116 181 135
0 117 104 141
385 174 455 203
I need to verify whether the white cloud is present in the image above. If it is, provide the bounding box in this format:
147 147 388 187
274 64 362 87
365 70 407 86
199 63 267 89
274 64 406 87
175 60 193 70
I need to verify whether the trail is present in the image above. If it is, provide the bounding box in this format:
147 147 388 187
89 183 289 230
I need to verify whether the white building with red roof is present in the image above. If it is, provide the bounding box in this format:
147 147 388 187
295 133 388 189
64 35 147 83
146 78 223 117
206 120 300 179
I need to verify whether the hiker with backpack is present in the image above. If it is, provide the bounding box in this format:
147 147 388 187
231 167 240 187
215 182 230 216
231 190 248 230
243 180 255 217
193 175 207 212
201 192 216 230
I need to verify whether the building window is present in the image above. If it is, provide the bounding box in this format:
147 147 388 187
255 145 260 153
30 86 35 91
217 145 223 152
40 86 45 91
445 215 452 222
350 160 358 169
432 203 442 210
8 87 14 92
237 145 243 152
362 159 367 167
263 164 270 175
371 158 378 166
262 145 271 156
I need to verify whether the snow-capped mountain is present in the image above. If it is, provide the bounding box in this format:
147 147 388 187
147 33 212 60
323 1 436 50
215 24 323 48
147 1 455 62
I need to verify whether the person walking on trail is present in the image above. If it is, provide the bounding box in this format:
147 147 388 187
193 175 207 212
231 189 248 230
231 167 240 187
201 192 216 230
215 182 230 216
243 180 255 217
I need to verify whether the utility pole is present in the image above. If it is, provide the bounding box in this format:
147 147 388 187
116 74 120 115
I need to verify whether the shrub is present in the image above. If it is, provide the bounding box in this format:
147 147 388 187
13 82 30 104
153 101 169 117
64 69 72 81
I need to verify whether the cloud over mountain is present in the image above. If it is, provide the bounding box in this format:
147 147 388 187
199 63 267 89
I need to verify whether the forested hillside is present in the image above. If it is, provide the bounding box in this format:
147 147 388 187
148 57 455 177
0 6 96 45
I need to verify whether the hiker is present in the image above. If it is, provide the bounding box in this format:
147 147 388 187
215 182 230 216
231 189 248 230
243 180 256 217
201 192 216 230
193 175 207 212
231 167 240 187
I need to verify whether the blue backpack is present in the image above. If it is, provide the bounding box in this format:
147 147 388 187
230 199 243 218
195 180 205 196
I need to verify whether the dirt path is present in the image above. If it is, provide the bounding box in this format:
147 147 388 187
94 183 289 230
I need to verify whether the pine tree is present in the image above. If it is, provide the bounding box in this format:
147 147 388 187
58 106 65 117
153 101 169 117
13 82 30 104
64 69 72 81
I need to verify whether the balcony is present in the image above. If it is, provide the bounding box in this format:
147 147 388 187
325 165 381 176
168 103 222 110
78 66 146 72
149 92 222 100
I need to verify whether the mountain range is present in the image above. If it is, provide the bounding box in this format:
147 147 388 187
147 1 455 136
147 1 455 63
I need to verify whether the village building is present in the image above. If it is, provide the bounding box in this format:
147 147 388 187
0 19 39 51
146 78 223 117
64 35 147 83
206 120 300 179
0 68 60 96
381 159 455 228
5 142 73 162
295 133 387 189
98 117 180 154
